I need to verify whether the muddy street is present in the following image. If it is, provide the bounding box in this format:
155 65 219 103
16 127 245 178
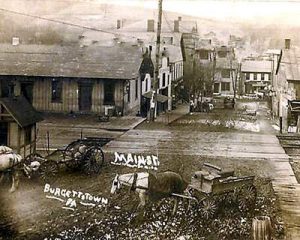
0 101 288 239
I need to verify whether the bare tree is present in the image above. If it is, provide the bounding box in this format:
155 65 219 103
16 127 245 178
185 56 217 106
229 59 239 100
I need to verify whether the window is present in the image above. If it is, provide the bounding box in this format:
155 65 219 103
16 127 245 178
253 73 257 80
261 73 265 81
214 83 220 93
127 83 130 102
104 82 115 105
51 79 62 102
24 126 32 145
245 73 250 80
221 69 230 78
218 51 227 58
135 79 138 99
145 78 148 92
162 73 166 87
199 50 209 59
162 37 173 45
221 82 230 91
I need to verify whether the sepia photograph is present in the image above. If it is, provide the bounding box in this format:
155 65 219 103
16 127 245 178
0 0 300 239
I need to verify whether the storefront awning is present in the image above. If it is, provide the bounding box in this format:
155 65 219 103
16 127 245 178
142 91 170 103
288 100 300 113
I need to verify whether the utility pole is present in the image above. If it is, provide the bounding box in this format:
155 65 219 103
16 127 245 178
150 0 163 121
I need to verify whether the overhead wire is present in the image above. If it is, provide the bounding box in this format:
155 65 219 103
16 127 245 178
0 7 139 40
0 6 198 49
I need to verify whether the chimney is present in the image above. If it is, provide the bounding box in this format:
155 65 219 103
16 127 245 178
178 16 182 21
117 20 121 29
12 37 19 46
174 20 179 33
147 19 155 32
285 39 291 50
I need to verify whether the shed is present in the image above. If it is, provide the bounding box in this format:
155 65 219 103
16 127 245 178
0 96 43 157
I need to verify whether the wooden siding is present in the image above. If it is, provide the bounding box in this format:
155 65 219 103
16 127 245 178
123 79 140 115
33 78 79 113
114 80 125 114
33 78 126 114
8 122 18 149
91 80 103 113
1 76 135 115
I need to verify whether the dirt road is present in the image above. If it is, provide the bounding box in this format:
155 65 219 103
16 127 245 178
0 101 290 239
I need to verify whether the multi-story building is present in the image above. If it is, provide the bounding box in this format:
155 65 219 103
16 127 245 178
272 39 300 132
241 59 272 94
114 17 190 112
214 46 238 96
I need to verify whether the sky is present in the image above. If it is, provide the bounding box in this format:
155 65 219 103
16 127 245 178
98 0 300 25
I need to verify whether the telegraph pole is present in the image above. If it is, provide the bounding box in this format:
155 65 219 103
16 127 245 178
150 0 163 121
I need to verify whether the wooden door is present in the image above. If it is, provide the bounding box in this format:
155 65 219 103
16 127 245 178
79 83 93 112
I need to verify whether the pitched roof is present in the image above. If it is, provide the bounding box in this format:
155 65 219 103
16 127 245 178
0 96 43 127
161 45 183 63
241 60 272 73
280 47 300 81
0 44 143 80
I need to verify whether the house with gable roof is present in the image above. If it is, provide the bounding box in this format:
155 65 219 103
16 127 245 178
0 96 43 157
272 39 300 132
241 59 272 94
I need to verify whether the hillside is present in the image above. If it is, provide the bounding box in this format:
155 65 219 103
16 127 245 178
0 0 299 50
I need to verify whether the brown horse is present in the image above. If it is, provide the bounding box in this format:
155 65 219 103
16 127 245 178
111 171 188 215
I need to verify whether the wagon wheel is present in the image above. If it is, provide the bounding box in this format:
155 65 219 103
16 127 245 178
200 197 217 219
64 152 82 169
235 185 257 213
82 146 104 174
24 153 43 165
63 144 82 170
39 160 59 183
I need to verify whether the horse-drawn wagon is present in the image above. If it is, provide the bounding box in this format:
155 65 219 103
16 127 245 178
186 163 257 218
110 163 257 218
24 137 111 181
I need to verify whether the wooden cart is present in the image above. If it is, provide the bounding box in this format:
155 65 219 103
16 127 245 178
24 137 112 181
186 163 257 218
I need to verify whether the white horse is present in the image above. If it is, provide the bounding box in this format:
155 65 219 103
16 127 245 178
0 146 25 192
111 171 188 215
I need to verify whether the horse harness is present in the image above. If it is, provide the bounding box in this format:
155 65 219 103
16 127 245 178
130 172 138 191
119 173 148 191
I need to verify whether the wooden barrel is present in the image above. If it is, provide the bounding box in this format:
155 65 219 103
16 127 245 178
252 216 272 240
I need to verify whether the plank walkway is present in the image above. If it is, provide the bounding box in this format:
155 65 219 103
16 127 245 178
103 130 288 159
